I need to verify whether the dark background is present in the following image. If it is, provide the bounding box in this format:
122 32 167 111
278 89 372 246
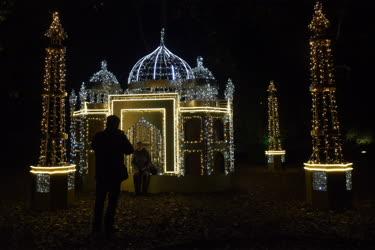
1 0 373 168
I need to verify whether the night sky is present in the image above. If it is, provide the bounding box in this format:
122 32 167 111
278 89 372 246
1 0 373 168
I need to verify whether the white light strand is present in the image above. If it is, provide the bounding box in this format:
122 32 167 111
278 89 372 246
79 82 87 108
203 116 214 175
312 171 327 191
128 29 194 84
266 81 285 164
89 60 119 84
126 117 164 175
36 174 50 193
182 84 218 102
225 78 235 101
191 56 216 83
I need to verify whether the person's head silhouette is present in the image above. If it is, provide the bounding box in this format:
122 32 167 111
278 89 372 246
106 115 120 130
136 141 144 150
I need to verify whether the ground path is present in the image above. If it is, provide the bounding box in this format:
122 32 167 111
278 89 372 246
1 166 375 249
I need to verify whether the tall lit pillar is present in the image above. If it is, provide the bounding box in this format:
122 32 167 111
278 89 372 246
304 2 352 209
265 81 285 169
30 12 75 210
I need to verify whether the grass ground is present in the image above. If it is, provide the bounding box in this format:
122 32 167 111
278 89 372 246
0 164 374 249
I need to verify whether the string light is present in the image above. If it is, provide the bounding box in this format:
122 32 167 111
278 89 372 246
86 60 122 103
182 84 218 102
70 31 235 181
192 56 216 83
69 90 78 164
79 82 88 108
225 79 235 173
224 78 234 101
70 60 122 177
109 94 179 173
312 172 327 191
265 81 285 164
265 150 286 156
128 28 194 83
305 1 352 191
31 11 76 193
127 117 164 175
30 165 76 174
90 60 119 84
183 56 218 102
120 108 166 173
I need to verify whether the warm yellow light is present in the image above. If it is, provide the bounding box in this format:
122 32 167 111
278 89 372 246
30 164 76 174
73 111 108 116
108 93 179 111
72 102 109 116
110 93 180 174
303 162 353 172
179 107 229 113
265 150 285 155
175 98 180 175
107 92 233 175
121 108 167 173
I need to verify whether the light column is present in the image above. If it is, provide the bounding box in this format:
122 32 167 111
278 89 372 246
305 2 353 209
30 12 76 210
265 81 285 169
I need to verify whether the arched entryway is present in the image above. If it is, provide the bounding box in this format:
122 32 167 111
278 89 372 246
127 117 164 174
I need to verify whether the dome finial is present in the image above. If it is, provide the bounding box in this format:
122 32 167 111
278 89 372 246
197 56 203 68
90 60 119 84
128 29 194 83
160 27 165 45
101 60 107 70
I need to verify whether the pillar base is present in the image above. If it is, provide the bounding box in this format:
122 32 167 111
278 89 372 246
30 165 76 210
305 169 353 210
265 153 285 170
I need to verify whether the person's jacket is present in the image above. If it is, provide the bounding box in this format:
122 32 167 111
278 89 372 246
92 128 134 183
132 148 151 173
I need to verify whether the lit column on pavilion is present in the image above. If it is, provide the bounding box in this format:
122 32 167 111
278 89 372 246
304 2 353 209
30 12 76 209
265 80 285 169
224 78 235 173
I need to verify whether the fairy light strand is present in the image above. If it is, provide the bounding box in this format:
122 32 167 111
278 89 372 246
306 1 352 191
33 11 75 193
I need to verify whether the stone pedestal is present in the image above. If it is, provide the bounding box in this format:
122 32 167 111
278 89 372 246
267 155 283 170
265 152 285 170
305 170 353 210
30 165 76 210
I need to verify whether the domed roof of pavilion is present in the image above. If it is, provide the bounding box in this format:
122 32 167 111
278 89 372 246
191 56 215 84
89 60 119 85
128 28 194 84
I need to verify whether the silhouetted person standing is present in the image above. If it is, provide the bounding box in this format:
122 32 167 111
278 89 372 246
91 115 134 238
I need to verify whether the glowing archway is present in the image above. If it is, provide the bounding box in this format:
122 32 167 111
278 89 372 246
127 117 164 174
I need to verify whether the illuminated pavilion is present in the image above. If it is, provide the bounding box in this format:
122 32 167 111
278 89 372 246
70 29 235 192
